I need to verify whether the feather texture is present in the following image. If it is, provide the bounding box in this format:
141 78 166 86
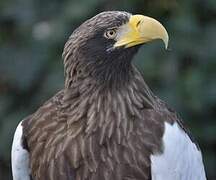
21 68 183 180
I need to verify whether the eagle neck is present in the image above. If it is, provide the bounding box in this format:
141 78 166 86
63 66 157 140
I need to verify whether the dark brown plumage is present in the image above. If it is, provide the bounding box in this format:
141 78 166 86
19 11 197 180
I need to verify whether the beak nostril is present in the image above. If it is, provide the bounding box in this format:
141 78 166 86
136 20 141 27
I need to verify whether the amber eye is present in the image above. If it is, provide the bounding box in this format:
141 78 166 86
104 29 117 39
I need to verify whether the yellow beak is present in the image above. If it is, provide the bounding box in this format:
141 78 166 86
114 15 169 49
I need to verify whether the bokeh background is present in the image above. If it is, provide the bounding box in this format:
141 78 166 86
0 0 216 179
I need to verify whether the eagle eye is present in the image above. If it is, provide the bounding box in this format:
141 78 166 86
104 29 117 39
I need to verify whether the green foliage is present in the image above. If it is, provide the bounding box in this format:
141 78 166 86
0 0 215 179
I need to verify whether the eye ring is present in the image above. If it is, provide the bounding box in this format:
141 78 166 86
104 29 117 39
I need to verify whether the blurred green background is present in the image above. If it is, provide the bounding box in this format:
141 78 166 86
0 0 216 179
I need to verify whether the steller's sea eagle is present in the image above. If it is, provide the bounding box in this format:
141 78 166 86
11 11 206 180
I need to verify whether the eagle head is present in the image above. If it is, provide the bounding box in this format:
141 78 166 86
63 11 168 88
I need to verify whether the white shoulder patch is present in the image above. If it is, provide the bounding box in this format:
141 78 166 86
151 122 206 180
11 121 30 180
